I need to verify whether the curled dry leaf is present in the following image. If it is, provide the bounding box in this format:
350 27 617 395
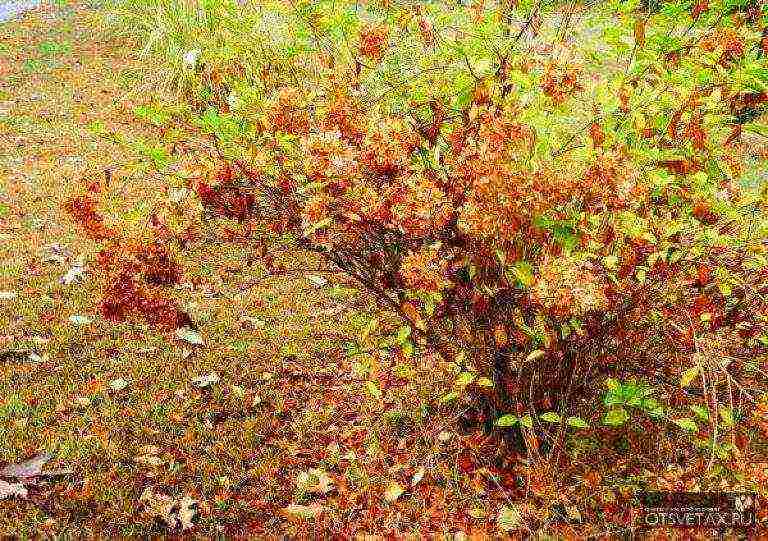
0 480 27 500
139 487 198 531
68 315 93 325
411 467 425 487
61 265 86 285
41 243 70 265
240 315 266 329
0 453 53 480
306 274 328 287
182 49 201 68
192 372 220 388
0 453 71 486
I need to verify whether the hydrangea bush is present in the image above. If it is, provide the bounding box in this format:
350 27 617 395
93 0 768 463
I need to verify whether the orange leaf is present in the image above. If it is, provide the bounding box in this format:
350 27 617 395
634 18 645 47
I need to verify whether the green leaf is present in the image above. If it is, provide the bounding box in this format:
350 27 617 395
365 380 382 400
455 372 475 387
672 417 698 432
476 377 494 387
304 217 331 236
602 255 619 270
567 416 590 429
690 405 709 421
519 415 533 428
440 391 459 404
603 407 629 426
540 411 561 423
395 326 412 345
510 261 534 287
495 414 519 427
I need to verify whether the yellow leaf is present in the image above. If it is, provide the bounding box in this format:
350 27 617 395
493 325 508 347
680 366 699 388
525 349 545 363
384 481 404 502
360 317 379 346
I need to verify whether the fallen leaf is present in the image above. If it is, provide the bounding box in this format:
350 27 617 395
109 378 129 392
325 442 341 465
140 487 198 531
168 187 188 203
281 503 325 521
365 380 382 400
468 507 486 519
525 349 545 362
139 445 161 456
296 468 335 495
73 396 91 409
565 505 582 522
307 274 328 287
384 481 404 502
240 316 266 329
61 265 86 285
680 365 699 388
0 453 53 479
68 315 93 325
134 455 165 467
192 372 220 388
135 445 163 462
177 496 198 530
176 327 203 345
0 480 27 500
41 243 70 264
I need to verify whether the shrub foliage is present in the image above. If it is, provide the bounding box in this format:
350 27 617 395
90 0 768 464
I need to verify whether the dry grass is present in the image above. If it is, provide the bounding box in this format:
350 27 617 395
0 3 473 537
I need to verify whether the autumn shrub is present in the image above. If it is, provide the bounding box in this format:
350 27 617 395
65 191 192 330
102 0 768 464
